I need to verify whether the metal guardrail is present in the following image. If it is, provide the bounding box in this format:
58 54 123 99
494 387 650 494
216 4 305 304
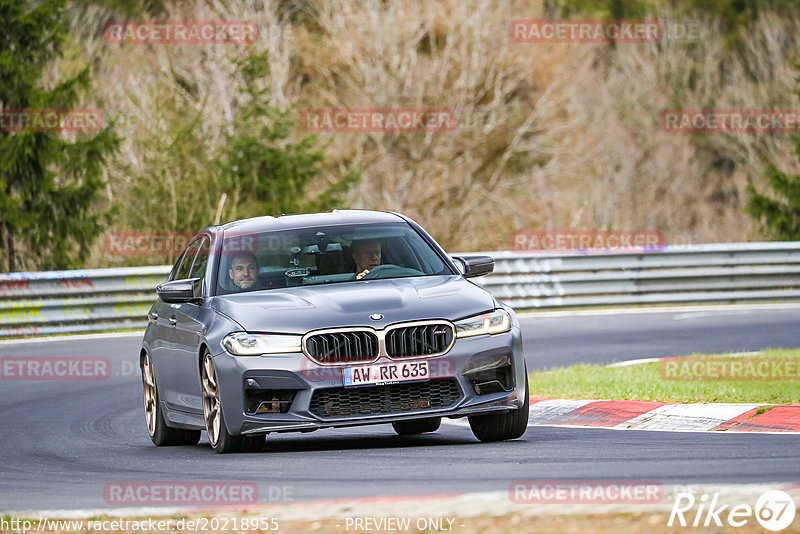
471 242 800 308
0 242 798 337
0 266 171 337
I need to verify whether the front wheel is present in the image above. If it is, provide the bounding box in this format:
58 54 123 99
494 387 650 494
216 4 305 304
392 417 441 435
468 367 529 442
202 352 257 453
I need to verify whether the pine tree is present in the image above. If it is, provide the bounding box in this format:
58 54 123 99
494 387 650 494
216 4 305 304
746 58 800 241
0 0 119 271
219 51 357 218
746 158 800 240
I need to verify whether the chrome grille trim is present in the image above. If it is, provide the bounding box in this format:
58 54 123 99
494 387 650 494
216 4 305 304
302 319 455 365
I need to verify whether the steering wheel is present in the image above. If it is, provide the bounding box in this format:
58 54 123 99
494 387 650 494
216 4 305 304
360 264 422 280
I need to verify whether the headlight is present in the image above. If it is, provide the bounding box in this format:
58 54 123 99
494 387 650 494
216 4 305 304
454 309 511 338
222 332 302 356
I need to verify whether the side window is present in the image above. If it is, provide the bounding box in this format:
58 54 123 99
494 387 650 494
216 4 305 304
168 253 185 282
175 238 201 280
189 237 210 279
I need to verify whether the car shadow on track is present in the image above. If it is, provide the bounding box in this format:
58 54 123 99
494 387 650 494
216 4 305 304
256 434 481 454
188 427 525 454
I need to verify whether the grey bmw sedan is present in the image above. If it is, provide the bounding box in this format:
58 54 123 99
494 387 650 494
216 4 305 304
140 210 528 453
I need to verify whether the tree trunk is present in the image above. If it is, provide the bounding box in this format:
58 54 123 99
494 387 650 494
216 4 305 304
2 221 14 273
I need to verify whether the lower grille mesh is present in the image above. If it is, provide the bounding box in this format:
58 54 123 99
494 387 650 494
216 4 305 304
309 379 462 418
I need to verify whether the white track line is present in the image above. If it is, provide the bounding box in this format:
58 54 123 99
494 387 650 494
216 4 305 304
606 358 663 368
518 302 800 318
606 351 762 368
0 331 143 345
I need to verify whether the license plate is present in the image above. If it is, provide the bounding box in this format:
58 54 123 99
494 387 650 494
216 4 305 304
342 361 429 387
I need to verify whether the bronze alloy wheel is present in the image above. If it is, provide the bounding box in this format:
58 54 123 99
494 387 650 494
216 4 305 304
201 352 222 447
142 353 157 437
201 351 265 453
141 351 200 446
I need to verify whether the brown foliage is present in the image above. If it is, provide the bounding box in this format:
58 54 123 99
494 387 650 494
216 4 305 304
64 0 800 263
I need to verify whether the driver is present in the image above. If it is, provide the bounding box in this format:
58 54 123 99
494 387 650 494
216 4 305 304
352 239 382 280
228 254 259 290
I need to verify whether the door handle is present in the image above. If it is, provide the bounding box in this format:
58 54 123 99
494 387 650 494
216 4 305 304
149 312 158 322
169 315 177 327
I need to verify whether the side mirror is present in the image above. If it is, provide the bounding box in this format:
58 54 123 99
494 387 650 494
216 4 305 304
451 255 494 278
157 278 202 303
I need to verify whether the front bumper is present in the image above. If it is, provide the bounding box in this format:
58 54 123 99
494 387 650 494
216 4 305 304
212 326 526 435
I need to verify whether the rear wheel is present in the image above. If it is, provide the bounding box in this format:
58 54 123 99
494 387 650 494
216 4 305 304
392 417 441 435
468 366 529 442
142 352 200 446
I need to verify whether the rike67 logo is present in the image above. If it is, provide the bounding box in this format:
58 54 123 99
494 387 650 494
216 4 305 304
669 489 796 531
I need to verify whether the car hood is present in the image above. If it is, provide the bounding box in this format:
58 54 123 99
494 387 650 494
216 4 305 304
210 275 496 333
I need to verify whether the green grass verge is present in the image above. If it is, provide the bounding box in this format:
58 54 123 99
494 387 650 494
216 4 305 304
528 349 800 404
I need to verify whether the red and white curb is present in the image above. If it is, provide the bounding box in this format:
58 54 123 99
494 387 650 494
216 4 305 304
528 398 800 433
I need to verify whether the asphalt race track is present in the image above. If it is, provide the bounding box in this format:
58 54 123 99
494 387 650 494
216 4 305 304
1 305 799 512
521 304 800 368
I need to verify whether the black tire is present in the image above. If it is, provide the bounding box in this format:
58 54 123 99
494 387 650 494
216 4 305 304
392 417 441 435
142 352 200 446
242 433 266 452
202 351 245 454
211 407 244 454
468 367 529 442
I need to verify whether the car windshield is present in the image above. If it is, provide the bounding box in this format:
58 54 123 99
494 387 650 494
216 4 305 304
216 223 451 294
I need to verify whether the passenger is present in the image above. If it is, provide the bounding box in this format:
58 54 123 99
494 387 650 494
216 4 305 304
352 239 382 280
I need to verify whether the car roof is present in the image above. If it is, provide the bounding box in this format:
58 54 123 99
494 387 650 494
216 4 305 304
216 210 406 234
